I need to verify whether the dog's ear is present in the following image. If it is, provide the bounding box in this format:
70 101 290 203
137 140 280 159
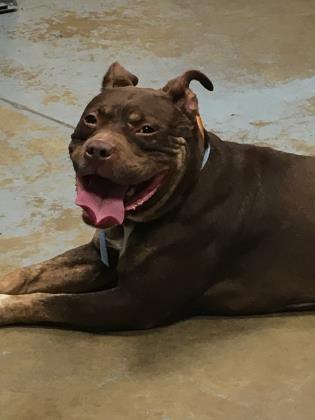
102 62 138 90
162 70 213 115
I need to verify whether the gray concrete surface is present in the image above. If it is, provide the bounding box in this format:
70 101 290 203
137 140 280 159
0 1 314 419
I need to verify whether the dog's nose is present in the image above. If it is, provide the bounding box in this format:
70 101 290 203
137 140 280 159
85 140 114 160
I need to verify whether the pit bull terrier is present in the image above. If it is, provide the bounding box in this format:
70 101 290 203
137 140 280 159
1 62 315 330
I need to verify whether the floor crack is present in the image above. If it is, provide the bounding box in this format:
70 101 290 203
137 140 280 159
0 96 75 129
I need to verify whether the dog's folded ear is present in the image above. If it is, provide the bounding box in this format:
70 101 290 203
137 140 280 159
162 70 213 116
102 62 139 90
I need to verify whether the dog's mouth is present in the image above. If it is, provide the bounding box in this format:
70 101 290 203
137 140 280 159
75 172 167 228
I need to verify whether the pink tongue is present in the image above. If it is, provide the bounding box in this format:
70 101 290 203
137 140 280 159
75 176 127 228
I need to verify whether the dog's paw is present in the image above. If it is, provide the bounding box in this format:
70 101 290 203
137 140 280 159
0 294 15 325
0 294 11 306
0 268 27 294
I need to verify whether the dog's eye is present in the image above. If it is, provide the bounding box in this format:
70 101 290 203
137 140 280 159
83 113 98 127
138 125 156 134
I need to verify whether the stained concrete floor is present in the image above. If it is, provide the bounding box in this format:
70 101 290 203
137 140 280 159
0 1 315 419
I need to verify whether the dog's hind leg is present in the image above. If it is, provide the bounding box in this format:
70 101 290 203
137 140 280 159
187 279 315 316
186 280 281 316
0 242 117 294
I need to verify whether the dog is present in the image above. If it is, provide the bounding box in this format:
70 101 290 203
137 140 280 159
1 62 315 330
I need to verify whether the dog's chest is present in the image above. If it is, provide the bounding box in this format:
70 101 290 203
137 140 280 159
105 223 135 256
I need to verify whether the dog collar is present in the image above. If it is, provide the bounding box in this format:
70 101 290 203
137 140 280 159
197 114 210 170
100 115 210 267
99 228 109 266
201 141 210 170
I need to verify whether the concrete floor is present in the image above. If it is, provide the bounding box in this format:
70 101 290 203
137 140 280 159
0 1 315 419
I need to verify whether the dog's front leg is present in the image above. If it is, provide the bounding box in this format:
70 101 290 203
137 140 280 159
0 288 147 330
0 242 117 294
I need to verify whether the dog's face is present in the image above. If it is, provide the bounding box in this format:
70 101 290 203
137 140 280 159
69 63 213 228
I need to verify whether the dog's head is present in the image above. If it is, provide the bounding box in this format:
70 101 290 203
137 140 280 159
69 62 213 228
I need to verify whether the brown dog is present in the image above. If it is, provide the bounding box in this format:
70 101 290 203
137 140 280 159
1 62 315 330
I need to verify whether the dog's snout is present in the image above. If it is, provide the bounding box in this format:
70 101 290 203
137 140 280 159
84 140 114 160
